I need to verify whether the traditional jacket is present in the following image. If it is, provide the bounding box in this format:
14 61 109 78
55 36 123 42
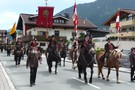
26 50 42 68
129 53 135 67
104 43 117 52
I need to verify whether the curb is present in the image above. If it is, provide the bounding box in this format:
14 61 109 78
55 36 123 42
63 59 130 74
0 62 16 90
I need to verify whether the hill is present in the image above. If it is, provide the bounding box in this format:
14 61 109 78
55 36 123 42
56 0 135 29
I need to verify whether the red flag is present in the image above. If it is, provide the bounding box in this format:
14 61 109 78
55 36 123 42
72 2 78 31
116 11 120 33
36 6 54 28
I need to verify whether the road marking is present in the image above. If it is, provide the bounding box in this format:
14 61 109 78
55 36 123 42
72 77 101 89
0 62 16 90
112 79 131 85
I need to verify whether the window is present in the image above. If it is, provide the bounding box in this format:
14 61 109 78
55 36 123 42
54 31 59 36
38 31 46 36
121 28 127 32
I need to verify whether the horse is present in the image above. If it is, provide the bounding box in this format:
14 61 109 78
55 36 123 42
60 45 68 66
106 49 123 83
47 45 61 74
77 44 95 83
96 49 123 83
69 47 78 70
96 50 105 79
7 44 12 56
14 45 23 67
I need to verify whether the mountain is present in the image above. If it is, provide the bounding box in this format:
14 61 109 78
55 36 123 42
56 0 135 29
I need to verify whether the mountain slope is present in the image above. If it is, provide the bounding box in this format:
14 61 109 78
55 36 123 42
56 0 135 29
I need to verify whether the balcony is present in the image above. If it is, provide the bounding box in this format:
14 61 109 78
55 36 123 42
109 31 135 38
110 20 135 28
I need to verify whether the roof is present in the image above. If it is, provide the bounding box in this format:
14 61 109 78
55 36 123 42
103 9 135 26
17 13 97 30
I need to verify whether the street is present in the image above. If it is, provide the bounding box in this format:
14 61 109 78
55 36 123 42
0 51 135 90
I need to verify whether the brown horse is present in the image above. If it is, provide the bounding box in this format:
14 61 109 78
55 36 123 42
68 48 78 70
96 50 105 80
96 49 122 83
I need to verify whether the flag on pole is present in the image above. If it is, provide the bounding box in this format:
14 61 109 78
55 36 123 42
36 6 54 28
10 23 16 40
72 2 78 31
116 10 120 33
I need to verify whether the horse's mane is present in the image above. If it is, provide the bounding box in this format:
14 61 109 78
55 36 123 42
109 49 122 59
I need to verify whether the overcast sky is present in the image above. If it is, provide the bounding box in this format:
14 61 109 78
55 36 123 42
0 0 96 30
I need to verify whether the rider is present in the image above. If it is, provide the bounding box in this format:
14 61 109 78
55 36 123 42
30 38 38 48
79 34 95 63
45 35 59 57
14 37 24 67
104 38 118 64
129 47 135 82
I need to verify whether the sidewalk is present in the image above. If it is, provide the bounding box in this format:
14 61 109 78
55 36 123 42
0 62 16 90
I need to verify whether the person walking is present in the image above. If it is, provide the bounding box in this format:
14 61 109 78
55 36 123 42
26 44 42 87
129 47 135 82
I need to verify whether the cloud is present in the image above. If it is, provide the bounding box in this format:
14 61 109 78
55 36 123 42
0 11 19 29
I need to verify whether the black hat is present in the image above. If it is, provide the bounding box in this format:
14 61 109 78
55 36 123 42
106 38 111 41
131 47 135 51
51 35 55 38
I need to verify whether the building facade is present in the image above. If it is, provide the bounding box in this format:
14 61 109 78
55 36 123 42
17 13 108 49
103 9 135 41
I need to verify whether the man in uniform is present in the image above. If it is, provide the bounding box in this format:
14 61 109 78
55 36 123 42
129 47 135 82
104 38 118 65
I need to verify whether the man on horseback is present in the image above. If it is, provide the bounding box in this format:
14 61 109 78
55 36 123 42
14 37 24 67
46 35 59 57
129 47 135 82
46 35 60 73
104 38 118 65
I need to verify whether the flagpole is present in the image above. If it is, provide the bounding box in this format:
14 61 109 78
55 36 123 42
116 8 120 48
45 0 49 38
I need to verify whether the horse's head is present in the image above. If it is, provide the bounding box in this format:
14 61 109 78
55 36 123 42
86 44 95 55
110 49 123 60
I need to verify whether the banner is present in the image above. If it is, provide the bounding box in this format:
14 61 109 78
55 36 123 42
36 6 54 28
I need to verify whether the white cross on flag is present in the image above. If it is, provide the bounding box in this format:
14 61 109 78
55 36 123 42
116 11 120 33
72 2 78 31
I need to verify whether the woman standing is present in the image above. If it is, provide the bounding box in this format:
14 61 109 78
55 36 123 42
26 44 42 87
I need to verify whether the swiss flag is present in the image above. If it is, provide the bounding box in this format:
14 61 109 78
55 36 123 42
36 6 54 28
116 11 120 33
72 2 78 31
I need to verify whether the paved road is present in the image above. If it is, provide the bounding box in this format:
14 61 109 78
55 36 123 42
0 51 135 90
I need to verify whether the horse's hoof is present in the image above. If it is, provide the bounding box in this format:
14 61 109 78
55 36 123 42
117 81 120 84
85 80 88 84
106 79 109 81
102 77 105 80
79 76 81 79
55 72 57 74
98 76 100 78
49 69 52 73
89 80 92 83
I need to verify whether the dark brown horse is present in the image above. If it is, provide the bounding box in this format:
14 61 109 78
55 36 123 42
96 49 122 83
77 44 95 83
47 45 61 74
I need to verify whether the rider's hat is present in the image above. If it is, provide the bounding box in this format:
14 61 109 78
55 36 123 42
106 38 111 41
